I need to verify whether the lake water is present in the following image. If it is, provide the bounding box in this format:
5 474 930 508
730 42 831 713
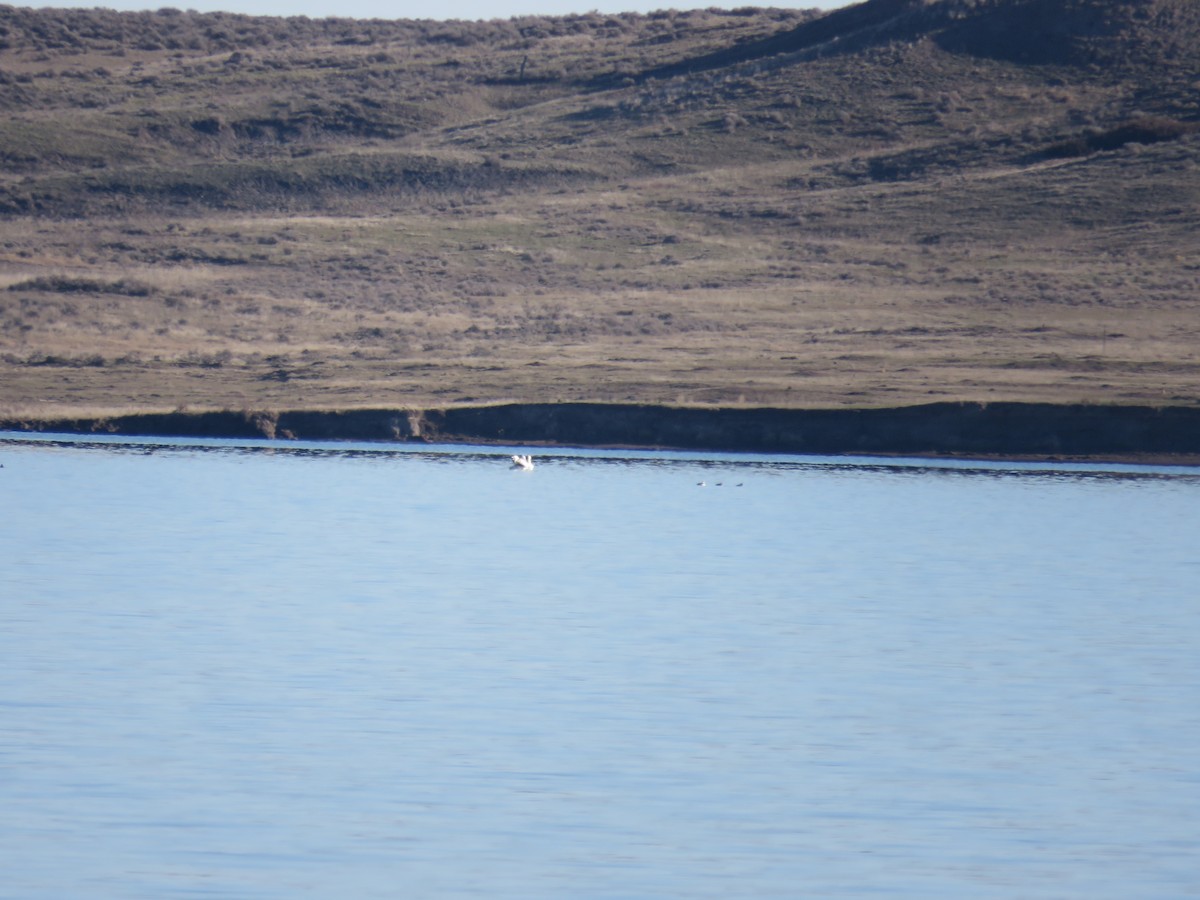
2 433 1198 898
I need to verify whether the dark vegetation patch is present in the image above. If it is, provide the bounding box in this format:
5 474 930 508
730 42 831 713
0 154 592 215
8 275 155 296
1041 116 1200 159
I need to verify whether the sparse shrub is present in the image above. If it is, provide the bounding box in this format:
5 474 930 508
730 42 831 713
722 112 747 132
180 349 232 368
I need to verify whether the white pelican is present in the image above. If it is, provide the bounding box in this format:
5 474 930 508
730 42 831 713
511 454 534 471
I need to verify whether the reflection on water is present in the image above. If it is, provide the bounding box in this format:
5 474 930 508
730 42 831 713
8 430 1200 478
2 434 1198 898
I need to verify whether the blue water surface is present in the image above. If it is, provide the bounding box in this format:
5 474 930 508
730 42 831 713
2 434 1198 898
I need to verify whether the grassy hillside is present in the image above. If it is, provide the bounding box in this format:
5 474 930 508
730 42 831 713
1 0 1198 418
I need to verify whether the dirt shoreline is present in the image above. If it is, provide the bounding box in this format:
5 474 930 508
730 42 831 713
4 402 1200 466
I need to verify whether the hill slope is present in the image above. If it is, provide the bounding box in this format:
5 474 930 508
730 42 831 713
1 0 1198 418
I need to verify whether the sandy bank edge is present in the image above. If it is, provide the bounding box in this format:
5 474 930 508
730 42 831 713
4 402 1200 465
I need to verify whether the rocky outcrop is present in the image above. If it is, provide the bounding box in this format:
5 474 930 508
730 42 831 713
4 402 1200 461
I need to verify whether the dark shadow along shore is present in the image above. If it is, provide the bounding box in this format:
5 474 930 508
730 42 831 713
4 402 1200 464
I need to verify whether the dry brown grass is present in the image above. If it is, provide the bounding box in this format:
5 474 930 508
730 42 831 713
1 0 1199 418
